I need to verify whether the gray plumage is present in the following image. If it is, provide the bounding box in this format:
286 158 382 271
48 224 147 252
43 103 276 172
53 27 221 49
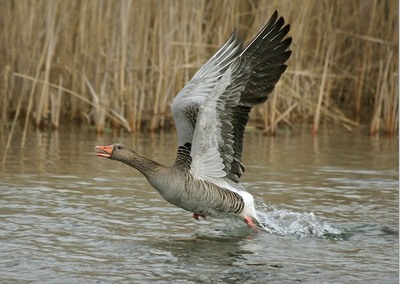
96 11 291 228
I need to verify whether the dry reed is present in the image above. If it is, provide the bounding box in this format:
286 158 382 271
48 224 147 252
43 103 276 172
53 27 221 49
0 0 397 136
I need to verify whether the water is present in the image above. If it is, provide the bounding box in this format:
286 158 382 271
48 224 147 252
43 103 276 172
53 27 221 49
0 125 398 283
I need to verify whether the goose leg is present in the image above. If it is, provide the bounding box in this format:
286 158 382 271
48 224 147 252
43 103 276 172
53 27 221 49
244 216 257 229
193 213 206 221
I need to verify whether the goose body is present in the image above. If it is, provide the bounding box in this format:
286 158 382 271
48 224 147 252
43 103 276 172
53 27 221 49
96 11 291 229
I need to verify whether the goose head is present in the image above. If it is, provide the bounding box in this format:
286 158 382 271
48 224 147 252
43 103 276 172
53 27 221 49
95 143 135 161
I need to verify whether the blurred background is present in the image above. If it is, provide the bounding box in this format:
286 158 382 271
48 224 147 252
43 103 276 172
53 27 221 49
0 0 398 135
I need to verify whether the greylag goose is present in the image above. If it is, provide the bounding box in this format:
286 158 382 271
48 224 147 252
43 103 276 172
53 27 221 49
96 11 291 229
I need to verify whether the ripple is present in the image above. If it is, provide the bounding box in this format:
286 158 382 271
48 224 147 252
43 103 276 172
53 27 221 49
0 129 398 283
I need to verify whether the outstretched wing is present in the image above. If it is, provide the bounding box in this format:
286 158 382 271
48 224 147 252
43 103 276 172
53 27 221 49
173 11 292 185
228 11 292 182
171 30 243 147
189 57 250 188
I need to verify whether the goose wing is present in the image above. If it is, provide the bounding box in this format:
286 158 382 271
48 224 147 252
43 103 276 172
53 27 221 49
173 11 292 185
227 11 292 182
171 30 243 147
189 57 250 188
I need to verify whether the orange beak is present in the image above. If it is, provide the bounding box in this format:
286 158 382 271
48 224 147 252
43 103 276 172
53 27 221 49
95 145 113 158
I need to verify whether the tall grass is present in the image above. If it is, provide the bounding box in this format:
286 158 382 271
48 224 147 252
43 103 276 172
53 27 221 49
0 0 398 135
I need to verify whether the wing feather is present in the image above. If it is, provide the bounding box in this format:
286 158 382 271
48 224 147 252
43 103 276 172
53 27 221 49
190 58 250 187
171 31 243 147
172 11 291 185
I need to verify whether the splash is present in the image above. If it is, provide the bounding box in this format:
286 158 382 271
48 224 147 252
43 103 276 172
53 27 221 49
255 205 343 239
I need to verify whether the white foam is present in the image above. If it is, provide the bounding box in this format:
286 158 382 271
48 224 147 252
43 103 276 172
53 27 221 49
255 205 343 238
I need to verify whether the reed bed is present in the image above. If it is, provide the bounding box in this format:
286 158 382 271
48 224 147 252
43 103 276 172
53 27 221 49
0 0 398 135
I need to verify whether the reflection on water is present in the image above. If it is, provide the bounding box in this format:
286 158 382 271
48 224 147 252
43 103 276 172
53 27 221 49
0 125 398 283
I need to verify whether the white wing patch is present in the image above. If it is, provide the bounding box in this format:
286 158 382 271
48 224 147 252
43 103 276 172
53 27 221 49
190 144 226 186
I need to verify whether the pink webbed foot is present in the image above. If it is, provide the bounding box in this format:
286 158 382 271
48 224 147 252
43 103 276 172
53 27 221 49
193 213 206 221
244 216 258 230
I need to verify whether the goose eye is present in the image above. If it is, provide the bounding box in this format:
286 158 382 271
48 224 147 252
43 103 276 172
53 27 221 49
117 146 122 150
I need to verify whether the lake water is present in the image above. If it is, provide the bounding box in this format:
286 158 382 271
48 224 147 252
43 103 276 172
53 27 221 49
0 125 398 283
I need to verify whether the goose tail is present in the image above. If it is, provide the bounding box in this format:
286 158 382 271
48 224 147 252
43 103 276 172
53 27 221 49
239 192 268 231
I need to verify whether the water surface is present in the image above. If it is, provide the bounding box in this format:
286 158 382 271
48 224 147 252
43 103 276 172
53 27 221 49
0 126 398 283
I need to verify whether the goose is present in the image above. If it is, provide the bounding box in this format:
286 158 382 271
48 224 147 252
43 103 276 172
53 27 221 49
96 11 292 229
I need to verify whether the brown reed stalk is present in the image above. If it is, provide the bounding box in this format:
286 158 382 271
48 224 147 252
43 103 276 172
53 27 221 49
15 72 131 132
2 89 24 165
50 76 63 128
269 87 278 135
381 53 397 135
385 72 399 135
312 42 334 135
0 0 397 135
85 75 107 133
35 1 59 127
370 51 393 136
21 58 46 147
1 65 11 126
369 60 384 136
